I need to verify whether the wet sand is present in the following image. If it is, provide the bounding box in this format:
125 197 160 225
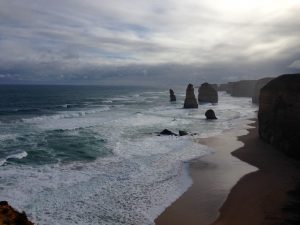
155 121 300 225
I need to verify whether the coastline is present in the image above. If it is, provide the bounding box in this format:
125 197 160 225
155 120 300 225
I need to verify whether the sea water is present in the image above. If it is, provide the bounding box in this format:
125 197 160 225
0 85 257 225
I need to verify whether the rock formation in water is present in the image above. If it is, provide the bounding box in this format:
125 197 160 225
169 89 176 102
218 80 257 97
258 74 300 158
159 129 177 136
179 130 188 136
252 77 273 104
210 84 218 91
229 80 257 97
183 84 198 108
0 201 34 225
198 83 218 104
205 109 218 120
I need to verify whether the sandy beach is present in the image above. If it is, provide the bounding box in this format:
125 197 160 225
155 120 300 225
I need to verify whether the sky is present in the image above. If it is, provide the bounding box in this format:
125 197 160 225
0 0 299 86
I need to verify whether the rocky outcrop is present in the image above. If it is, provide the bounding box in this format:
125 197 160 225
159 129 177 136
229 80 257 97
218 80 256 97
169 89 176 102
179 130 188 136
258 74 300 158
205 109 217 120
0 201 33 225
198 83 218 104
210 84 218 91
218 83 232 92
252 77 273 104
184 84 198 108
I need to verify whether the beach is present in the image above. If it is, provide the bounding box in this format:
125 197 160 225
155 120 300 225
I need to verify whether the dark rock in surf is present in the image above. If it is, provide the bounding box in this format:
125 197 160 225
179 130 188 136
205 109 217 120
169 89 176 102
198 83 218 104
160 129 177 136
184 84 198 108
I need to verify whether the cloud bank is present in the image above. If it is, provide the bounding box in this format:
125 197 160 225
0 0 299 85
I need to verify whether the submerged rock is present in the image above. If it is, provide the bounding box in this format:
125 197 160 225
252 77 273 104
205 109 217 120
169 89 176 102
258 74 300 158
179 130 188 136
0 201 34 225
198 83 218 104
184 84 198 108
159 129 177 136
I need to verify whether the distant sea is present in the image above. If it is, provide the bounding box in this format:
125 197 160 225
0 85 257 225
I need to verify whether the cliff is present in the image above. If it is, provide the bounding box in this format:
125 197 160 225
229 80 257 97
258 74 300 158
252 77 273 104
0 201 33 225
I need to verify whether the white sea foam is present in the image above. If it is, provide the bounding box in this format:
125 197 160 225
0 151 28 166
0 89 257 225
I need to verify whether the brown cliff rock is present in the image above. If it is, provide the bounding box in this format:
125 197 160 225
252 77 273 104
258 74 300 158
198 83 218 104
184 84 198 108
0 201 34 225
169 89 176 102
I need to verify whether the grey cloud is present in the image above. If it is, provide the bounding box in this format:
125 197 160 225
0 0 299 85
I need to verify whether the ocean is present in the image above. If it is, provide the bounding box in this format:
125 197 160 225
0 85 257 225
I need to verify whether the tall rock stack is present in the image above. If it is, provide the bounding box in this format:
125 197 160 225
169 89 176 102
198 83 218 104
258 74 300 158
184 84 198 108
252 77 273 104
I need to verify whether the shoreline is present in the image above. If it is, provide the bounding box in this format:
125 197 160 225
155 120 257 225
155 120 300 225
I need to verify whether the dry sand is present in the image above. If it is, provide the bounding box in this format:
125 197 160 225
155 121 300 225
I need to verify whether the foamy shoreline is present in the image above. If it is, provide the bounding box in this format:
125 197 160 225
155 119 257 225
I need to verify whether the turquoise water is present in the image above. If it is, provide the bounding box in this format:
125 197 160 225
0 85 257 225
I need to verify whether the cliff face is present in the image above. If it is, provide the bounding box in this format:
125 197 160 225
198 83 218 103
252 77 273 104
229 80 257 97
184 84 198 108
0 201 33 225
258 74 300 158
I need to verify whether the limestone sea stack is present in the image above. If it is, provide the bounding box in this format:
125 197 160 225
258 74 300 158
252 77 273 104
169 89 176 102
0 201 34 225
184 84 198 108
198 83 218 104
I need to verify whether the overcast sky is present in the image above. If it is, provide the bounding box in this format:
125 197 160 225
0 0 299 85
